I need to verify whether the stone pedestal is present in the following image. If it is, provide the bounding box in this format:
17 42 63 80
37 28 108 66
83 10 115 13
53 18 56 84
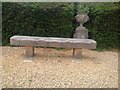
73 13 89 58
74 26 88 39
25 46 34 57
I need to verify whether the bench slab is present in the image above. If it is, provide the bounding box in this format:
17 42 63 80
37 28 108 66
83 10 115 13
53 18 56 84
10 36 96 49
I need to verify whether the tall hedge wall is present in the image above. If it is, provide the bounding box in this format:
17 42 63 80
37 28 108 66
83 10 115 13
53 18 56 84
2 3 74 44
2 2 119 49
84 2 119 49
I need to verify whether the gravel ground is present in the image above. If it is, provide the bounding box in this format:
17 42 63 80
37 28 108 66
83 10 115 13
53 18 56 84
0 47 2 89
2 46 118 88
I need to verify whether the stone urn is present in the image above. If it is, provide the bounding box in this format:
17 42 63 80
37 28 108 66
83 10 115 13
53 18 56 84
74 13 89 39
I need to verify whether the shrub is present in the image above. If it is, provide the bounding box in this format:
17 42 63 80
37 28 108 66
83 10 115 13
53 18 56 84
2 2 74 45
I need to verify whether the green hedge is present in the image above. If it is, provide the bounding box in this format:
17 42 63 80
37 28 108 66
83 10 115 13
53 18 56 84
2 3 74 45
84 3 119 49
2 2 119 50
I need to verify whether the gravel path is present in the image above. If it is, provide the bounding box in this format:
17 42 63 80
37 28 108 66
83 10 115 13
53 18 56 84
2 46 118 88
0 47 2 89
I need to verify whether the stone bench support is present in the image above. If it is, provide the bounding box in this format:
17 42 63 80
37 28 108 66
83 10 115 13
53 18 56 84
73 48 82 58
25 46 34 57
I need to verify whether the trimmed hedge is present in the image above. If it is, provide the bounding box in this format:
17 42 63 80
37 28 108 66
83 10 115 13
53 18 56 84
2 2 119 49
2 3 74 45
84 3 119 49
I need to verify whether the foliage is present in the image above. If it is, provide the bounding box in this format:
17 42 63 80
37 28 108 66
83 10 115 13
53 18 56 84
2 2 74 45
2 2 119 50
77 2 119 49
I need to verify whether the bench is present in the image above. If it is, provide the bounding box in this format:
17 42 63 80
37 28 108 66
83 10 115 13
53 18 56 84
10 35 96 58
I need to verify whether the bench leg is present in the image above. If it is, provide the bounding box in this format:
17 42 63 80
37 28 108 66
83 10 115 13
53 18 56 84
73 48 82 58
25 46 34 57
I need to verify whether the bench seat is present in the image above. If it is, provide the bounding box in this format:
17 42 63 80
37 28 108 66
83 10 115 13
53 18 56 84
10 35 97 58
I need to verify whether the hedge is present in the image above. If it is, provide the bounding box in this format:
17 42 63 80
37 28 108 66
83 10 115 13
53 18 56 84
2 2 119 50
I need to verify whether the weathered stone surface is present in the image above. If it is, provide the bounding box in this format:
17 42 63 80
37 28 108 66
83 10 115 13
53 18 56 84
74 26 88 39
10 35 97 58
10 36 96 49
73 49 82 58
74 13 89 39
25 46 34 57
75 14 89 27
73 13 90 58
74 14 89 39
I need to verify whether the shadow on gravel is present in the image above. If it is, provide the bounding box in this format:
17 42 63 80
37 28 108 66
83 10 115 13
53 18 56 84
20 52 97 61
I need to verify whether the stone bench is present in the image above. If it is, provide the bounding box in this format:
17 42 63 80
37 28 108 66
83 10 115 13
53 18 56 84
10 35 96 58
